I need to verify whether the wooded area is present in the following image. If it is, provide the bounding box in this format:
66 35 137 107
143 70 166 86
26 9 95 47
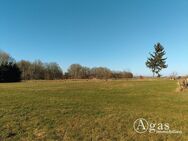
0 51 133 82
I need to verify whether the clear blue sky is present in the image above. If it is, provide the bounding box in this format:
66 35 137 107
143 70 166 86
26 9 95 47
0 0 188 76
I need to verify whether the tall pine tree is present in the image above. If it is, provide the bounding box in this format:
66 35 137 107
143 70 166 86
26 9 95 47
146 43 168 77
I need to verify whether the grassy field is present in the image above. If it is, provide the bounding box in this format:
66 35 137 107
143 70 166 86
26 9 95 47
0 79 188 141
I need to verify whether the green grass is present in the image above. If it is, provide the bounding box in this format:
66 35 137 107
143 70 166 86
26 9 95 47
0 79 188 140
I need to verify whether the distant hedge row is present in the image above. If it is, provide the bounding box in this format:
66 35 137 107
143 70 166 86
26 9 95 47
0 51 133 82
65 64 133 79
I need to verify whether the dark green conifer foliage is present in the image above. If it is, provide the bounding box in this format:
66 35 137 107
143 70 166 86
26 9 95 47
146 43 168 77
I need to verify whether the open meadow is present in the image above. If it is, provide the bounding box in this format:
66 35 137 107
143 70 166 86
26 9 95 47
0 80 188 141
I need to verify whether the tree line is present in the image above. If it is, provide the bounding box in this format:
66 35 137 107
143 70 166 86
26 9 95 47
0 52 21 82
17 60 63 80
0 50 133 82
66 64 133 79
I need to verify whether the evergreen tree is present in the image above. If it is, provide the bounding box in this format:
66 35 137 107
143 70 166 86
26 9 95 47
0 62 22 82
0 51 21 82
146 43 168 77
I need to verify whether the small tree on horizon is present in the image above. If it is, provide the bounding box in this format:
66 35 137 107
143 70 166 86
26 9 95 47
146 43 168 77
